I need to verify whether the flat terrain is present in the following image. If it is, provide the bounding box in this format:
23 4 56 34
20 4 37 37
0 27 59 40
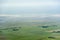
0 21 60 40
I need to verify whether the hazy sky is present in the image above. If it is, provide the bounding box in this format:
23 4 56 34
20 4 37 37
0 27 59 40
0 0 60 17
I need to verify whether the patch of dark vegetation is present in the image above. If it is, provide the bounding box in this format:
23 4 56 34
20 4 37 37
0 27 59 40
41 26 48 28
0 27 21 31
12 27 21 31
12 28 19 31
48 37 56 39
53 31 60 33
0 31 2 33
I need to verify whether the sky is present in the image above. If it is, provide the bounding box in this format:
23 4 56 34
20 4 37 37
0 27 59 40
0 0 60 17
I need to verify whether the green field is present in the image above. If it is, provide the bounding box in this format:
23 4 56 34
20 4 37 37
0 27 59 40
0 21 60 40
